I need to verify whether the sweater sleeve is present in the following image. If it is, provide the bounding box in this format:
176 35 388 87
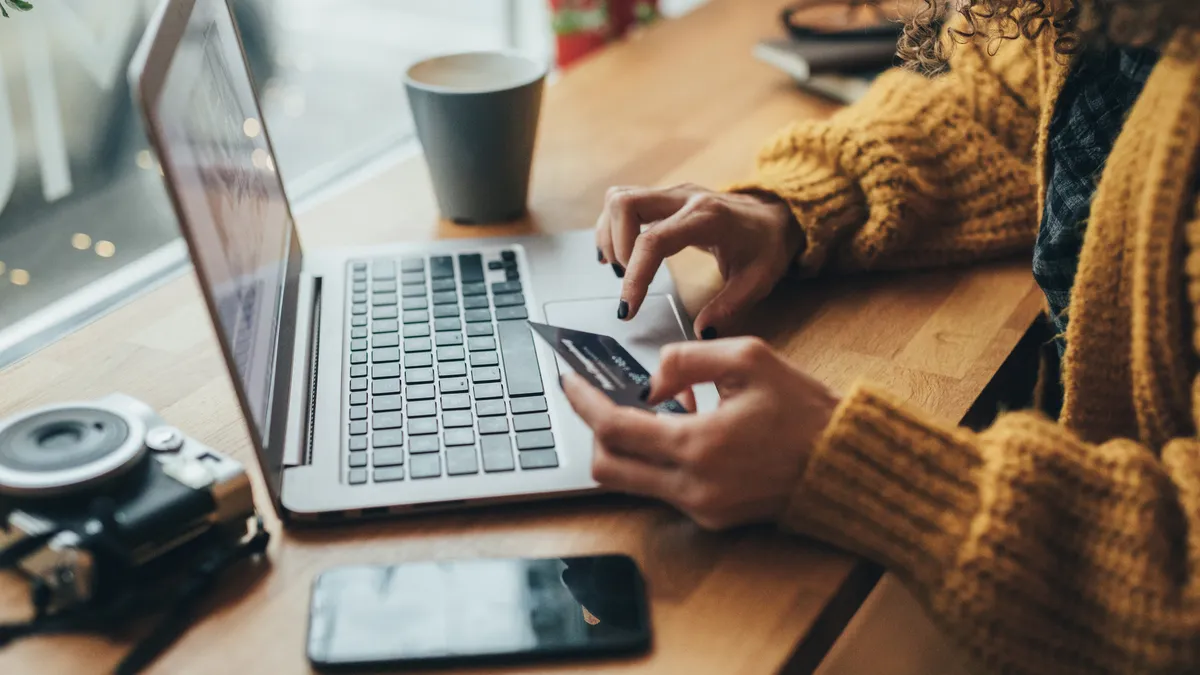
730 34 1043 275
781 382 1200 674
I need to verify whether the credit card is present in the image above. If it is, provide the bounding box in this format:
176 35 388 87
529 321 688 414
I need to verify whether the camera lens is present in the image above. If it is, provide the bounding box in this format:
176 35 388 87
0 406 145 496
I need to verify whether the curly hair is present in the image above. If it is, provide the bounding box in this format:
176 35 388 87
867 0 1200 74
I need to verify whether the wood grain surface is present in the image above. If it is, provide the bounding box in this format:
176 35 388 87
0 1 1042 673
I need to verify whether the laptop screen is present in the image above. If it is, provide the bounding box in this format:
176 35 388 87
153 0 293 442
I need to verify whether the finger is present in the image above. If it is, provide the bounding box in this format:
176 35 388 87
560 371 686 464
591 443 680 501
606 187 690 267
676 387 697 413
596 185 637 264
649 337 771 404
619 207 721 321
692 267 772 338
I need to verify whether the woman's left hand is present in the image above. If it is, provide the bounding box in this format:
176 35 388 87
560 337 841 530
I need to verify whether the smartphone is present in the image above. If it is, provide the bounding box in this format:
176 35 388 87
306 554 651 670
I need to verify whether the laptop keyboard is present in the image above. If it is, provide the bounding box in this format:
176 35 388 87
344 249 558 484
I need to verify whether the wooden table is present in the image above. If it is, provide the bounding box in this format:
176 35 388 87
0 0 1043 673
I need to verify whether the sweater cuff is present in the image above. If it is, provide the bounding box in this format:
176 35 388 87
780 383 985 586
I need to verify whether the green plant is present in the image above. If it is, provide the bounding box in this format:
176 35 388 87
1 0 33 18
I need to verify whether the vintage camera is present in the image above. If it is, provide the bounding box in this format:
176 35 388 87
0 393 256 613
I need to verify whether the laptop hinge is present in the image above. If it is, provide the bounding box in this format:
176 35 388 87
282 273 321 468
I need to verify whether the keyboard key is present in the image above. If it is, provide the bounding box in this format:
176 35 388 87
440 378 469 395
476 400 507 416
436 332 464 347
403 323 431 338
374 279 397 292
373 363 400 379
505 267 520 281
410 435 440 454
405 352 433 368
374 412 404 429
352 304 367 316
438 346 465 362
433 304 460 318
401 271 425 285
468 336 496 352
350 421 368 435
408 417 439 435
438 362 467 378
372 319 398 334
466 323 493 337
353 282 367 293
458 253 484 283
352 261 367 271
374 306 399 319
350 378 367 391
498 321 543 396
349 453 368 468
516 431 555 451
374 466 405 482
488 260 503 270
373 450 405 467
373 334 399 348
510 396 548 414
474 383 504 400
463 295 489 310
351 326 367 339
446 446 479 475
404 338 432 353
430 255 454 279
349 436 368 451
350 364 368 378
500 250 516 262
442 410 474 428
401 284 427 298
372 348 400 363
445 428 475 446
471 367 501 383
431 278 456 292
461 282 486 296
408 400 437 417
400 257 424 272
471 352 499 367
373 395 404 412
481 435 515 472
409 454 441 478
493 293 525 308
373 378 401 395
350 352 367 365
351 315 367 327
432 290 458 305
350 338 367 352
434 317 461 332
373 293 397 306
464 308 491 323
491 280 522 294
513 413 552 432
353 272 368 285
441 394 471 410
403 310 429 324
372 261 395 279
350 406 367 421
348 468 368 484
373 429 405 448
478 417 509 435
519 449 558 470
407 368 434 384
350 391 367 406
402 297 428 311
495 305 528 321
407 384 435 400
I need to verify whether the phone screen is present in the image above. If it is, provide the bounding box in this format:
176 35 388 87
307 555 651 669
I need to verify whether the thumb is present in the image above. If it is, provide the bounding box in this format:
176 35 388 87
692 270 769 339
649 339 757 404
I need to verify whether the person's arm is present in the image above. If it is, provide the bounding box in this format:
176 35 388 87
731 32 1043 274
785 380 1200 673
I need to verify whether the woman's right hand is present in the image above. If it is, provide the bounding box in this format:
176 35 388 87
595 183 802 338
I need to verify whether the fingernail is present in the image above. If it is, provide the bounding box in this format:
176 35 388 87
611 262 625 278
597 247 606 263
638 386 650 402
700 327 718 340
617 299 629 320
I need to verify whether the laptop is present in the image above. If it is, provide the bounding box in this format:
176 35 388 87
129 0 715 521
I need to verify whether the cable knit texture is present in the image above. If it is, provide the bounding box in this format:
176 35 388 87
732 25 1200 675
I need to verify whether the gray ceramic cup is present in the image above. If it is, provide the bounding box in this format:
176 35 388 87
404 52 547 224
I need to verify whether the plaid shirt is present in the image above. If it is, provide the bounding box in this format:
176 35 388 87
1034 47 1159 356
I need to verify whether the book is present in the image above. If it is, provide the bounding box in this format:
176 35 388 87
753 37 896 104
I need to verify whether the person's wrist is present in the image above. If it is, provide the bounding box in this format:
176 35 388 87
741 190 804 261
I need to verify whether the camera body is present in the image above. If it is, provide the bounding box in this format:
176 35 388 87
0 393 255 612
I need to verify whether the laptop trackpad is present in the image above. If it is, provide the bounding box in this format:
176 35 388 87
543 294 719 413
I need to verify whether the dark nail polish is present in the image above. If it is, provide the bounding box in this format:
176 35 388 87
611 262 625 278
638 386 650 402
617 300 629 320
700 327 718 340
597 247 605 263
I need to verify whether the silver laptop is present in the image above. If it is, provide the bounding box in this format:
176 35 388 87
129 0 713 521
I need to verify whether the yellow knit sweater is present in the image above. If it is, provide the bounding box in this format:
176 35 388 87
738 26 1200 675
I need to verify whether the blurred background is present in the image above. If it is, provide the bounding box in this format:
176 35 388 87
0 0 704 366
